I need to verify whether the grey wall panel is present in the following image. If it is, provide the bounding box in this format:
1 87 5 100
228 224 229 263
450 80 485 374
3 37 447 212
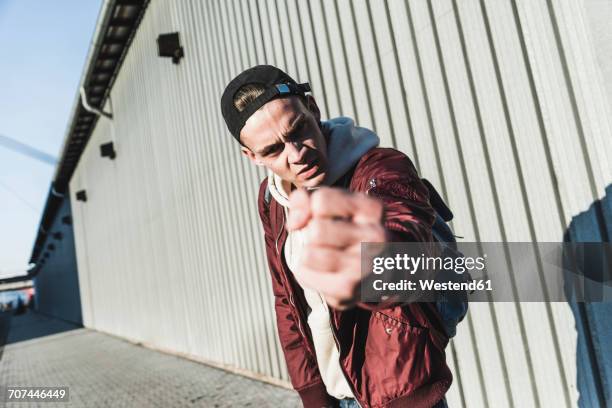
68 0 612 405
584 0 612 118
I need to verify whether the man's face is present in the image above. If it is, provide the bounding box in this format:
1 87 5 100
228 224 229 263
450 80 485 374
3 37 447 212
240 95 328 189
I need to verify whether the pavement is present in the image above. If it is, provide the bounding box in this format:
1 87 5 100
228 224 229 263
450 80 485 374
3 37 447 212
0 310 300 407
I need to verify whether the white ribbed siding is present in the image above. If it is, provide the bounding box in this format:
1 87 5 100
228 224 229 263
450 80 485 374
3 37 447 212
69 1 612 406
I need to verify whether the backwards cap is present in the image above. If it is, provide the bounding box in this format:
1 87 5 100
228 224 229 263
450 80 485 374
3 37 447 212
220 65 311 142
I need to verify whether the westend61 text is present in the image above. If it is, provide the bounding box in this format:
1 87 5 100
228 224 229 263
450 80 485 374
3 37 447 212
373 279 492 292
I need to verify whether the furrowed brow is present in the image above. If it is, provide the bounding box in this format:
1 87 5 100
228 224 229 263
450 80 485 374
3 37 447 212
255 114 306 155
282 114 305 140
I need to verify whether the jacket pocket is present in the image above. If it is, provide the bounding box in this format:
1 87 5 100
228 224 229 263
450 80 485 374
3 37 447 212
373 311 426 335
360 311 431 406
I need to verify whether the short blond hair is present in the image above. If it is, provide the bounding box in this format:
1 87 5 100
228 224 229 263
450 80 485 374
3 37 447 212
233 83 267 112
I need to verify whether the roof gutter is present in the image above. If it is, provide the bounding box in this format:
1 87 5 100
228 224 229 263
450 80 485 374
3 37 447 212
51 0 116 183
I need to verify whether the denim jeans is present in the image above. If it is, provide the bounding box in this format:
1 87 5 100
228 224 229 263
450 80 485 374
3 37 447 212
337 397 448 408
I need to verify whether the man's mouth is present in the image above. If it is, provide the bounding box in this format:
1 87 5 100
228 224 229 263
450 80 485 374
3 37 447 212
299 165 318 179
297 158 319 179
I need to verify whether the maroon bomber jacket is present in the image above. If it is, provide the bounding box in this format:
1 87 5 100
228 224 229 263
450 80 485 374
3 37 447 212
257 147 452 408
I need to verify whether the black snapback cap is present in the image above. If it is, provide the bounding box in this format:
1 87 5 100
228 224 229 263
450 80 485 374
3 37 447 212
220 65 311 143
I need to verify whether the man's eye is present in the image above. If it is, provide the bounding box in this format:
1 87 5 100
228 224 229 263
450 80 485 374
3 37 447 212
266 144 283 155
288 123 306 142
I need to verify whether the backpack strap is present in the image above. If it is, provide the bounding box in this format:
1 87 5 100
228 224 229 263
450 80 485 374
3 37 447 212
421 178 453 222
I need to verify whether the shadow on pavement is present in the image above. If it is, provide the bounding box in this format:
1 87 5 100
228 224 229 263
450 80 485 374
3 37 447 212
0 309 81 354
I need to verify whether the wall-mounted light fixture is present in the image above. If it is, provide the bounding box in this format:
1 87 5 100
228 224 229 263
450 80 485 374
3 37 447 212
100 142 116 159
52 232 63 241
61 215 72 225
157 32 184 64
76 190 87 202
47 244 55 251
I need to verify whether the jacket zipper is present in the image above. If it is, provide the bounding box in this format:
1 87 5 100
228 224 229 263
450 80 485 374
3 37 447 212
274 208 284 255
328 307 363 407
275 210 309 347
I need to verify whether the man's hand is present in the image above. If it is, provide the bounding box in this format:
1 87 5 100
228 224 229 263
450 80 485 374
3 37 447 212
286 187 386 310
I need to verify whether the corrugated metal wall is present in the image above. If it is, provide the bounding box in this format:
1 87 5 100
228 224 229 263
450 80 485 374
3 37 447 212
69 0 612 406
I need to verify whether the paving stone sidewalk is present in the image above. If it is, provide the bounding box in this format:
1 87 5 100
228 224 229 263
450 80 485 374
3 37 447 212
0 311 300 407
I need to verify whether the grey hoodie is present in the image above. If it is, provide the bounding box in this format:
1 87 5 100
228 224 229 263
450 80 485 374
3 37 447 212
267 117 379 399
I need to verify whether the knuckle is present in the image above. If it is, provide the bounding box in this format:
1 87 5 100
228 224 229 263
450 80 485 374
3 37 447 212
317 250 338 271
310 192 325 213
327 255 340 271
308 219 326 240
311 188 332 212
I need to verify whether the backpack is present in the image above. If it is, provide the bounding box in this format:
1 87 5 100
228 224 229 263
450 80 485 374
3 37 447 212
421 179 470 338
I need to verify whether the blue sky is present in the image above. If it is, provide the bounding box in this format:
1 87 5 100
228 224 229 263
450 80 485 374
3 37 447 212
0 1 102 278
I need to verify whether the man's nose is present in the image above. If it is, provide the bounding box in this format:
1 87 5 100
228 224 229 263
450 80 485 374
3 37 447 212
287 141 306 163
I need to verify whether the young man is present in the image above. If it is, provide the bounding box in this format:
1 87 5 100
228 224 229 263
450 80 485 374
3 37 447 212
221 65 451 408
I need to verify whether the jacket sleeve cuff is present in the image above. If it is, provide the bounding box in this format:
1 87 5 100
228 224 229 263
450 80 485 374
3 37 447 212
296 381 338 408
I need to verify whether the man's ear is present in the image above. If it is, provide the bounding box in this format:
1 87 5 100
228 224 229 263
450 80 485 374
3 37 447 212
304 95 321 123
241 147 264 166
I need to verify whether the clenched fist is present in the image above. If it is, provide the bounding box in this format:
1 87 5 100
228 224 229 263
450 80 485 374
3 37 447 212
286 187 386 310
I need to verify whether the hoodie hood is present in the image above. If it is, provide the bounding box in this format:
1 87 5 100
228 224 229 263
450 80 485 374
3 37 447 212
267 116 380 207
